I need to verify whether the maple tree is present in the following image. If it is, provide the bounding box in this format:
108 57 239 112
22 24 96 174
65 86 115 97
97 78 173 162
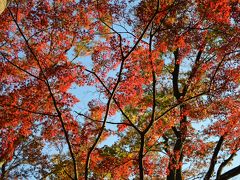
0 0 240 179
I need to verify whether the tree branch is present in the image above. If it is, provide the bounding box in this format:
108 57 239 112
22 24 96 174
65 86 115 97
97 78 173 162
216 152 236 179
204 136 224 180
75 111 132 126
0 52 44 82
8 8 78 180
85 69 140 133
218 165 240 180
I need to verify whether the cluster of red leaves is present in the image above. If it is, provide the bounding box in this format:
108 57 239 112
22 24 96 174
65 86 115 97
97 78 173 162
0 0 239 179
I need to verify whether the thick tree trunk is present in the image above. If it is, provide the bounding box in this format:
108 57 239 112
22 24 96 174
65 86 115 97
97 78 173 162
167 114 186 180
167 49 189 180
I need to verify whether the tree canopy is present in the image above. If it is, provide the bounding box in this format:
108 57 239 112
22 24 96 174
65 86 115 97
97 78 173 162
0 0 239 179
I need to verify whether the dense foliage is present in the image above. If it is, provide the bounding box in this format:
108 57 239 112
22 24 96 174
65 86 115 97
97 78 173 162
0 0 239 179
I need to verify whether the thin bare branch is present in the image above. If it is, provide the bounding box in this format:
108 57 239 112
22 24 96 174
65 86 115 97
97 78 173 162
75 111 132 126
8 8 78 180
